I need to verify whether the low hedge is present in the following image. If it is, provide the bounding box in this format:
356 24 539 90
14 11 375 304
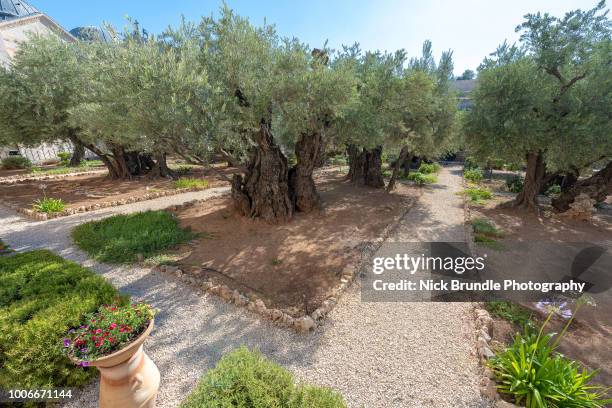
72 211 195 263
0 250 122 389
181 347 347 408
1 156 32 170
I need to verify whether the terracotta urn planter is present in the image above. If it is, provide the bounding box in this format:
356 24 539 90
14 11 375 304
89 320 160 408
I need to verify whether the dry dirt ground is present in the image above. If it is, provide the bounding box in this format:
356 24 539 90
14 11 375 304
470 194 612 387
0 166 232 211
169 170 417 316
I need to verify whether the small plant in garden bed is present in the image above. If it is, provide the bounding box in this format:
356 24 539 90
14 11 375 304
462 187 492 204
484 301 532 327
464 168 484 183
1 156 32 170
174 177 210 189
0 250 121 389
472 217 504 249
64 303 155 364
408 172 437 185
418 162 441 174
32 197 66 213
506 176 524 193
0 238 11 254
545 184 562 198
180 347 347 408
489 298 612 408
72 210 196 263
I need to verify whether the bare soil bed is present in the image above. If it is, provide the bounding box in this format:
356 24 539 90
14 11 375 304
470 196 612 386
0 166 232 212
168 170 416 316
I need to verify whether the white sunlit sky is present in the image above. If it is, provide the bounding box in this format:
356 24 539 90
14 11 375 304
31 0 601 75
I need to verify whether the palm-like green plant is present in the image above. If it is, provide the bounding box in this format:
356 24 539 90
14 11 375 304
489 300 611 407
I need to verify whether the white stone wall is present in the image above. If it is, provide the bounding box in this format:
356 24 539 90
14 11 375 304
0 14 73 67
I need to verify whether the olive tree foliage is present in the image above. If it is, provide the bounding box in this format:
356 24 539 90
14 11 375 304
195 7 356 221
0 35 87 165
70 25 214 179
333 46 407 188
465 2 611 211
386 41 459 191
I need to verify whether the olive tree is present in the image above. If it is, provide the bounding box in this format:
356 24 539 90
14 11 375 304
0 35 88 166
198 7 355 221
465 2 611 211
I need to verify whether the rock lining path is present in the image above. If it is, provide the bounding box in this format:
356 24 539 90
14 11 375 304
0 165 490 408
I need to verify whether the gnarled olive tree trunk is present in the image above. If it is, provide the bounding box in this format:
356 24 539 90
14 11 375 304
231 121 294 222
289 129 324 212
83 142 161 180
386 146 412 192
347 144 385 188
552 160 612 212
69 140 85 166
508 150 546 211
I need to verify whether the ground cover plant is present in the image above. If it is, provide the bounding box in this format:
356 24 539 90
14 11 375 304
65 303 154 364
489 301 612 407
174 177 210 189
1 156 32 170
506 176 524 193
472 217 505 248
180 347 346 408
72 211 196 263
485 301 532 328
463 187 492 204
0 250 121 389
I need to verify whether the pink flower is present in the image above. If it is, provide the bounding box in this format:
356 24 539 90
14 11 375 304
109 323 117 330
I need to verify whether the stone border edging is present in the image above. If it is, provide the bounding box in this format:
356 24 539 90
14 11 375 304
0 168 107 185
152 192 420 334
0 186 213 221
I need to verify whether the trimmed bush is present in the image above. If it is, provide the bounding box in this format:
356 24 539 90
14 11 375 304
1 156 32 170
180 347 346 408
506 176 524 193
408 172 437 185
174 177 210 189
464 168 484 183
0 250 121 389
57 152 72 166
72 210 195 263
472 218 503 238
418 162 441 174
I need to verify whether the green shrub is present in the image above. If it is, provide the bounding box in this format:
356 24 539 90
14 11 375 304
489 306 611 407
464 168 484 183
328 154 347 166
506 176 524 193
472 218 503 237
488 158 505 170
546 184 562 197
464 157 480 170
484 301 532 327
0 250 121 389
57 152 72 166
72 210 195 263
180 347 346 408
1 156 32 170
418 162 441 174
408 172 437 185
463 187 492 203
174 177 210 189
33 197 66 214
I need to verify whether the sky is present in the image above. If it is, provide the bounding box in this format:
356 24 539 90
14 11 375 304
30 0 600 75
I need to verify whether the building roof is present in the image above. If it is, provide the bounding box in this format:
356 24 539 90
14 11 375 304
70 26 114 43
0 0 39 21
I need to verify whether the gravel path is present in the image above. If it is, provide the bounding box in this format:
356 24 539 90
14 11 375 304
0 165 489 408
